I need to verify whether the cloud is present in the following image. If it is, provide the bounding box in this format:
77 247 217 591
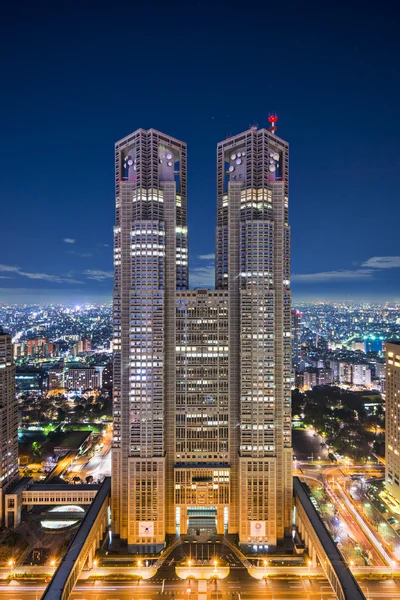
292 269 374 283
63 238 76 244
198 253 215 260
66 250 93 258
0 264 81 284
361 256 400 269
190 265 215 288
0 276 11 279
0 265 20 273
84 269 113 281
293 256 400 285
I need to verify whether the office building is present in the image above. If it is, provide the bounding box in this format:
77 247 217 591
352 364 371 386
0 328 19 524
112 123 292 551
385 342 400 501
64 366 100 392
364 335 384 354
291 309 302 368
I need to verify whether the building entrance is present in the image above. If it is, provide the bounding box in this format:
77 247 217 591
187 506 217 535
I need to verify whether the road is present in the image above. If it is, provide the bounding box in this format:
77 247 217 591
300 467 385 567
1 577 400 599
45 451 77 482
321 465 398 566
70 429 112 481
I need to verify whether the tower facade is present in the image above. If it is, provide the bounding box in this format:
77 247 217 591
216 126 292 544
385 342 400 501
112 129 187 549
292 309 302 369
113 123 292 550
0 328 19 524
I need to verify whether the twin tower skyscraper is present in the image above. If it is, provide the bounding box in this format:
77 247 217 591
112 123 293 551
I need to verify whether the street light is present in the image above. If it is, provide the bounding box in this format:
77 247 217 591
187 587 191 600
50 559 56 567
214 559 218 574
188 559 192 577
8 559 14 578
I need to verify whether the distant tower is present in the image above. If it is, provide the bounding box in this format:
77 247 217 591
292 309 302 369
0 328 19 525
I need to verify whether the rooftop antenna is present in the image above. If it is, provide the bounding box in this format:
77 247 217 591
250 122 258 130
268 113 278 134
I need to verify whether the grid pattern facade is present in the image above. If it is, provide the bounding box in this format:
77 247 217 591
112 129 187 548
216 129 292 545
113 126 292 549
386 342 400 500
0 329 19 524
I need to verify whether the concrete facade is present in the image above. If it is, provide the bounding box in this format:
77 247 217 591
385 342 400 501
112 125 293 550
0 328 19 526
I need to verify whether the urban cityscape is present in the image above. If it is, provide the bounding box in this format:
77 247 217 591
0 120 399 600
2 2 400 600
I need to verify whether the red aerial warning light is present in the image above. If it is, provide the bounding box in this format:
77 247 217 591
268 114 278 133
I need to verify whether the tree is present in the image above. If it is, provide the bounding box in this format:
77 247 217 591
32 442 41 457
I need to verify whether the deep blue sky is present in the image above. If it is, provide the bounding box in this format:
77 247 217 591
1 0 400 304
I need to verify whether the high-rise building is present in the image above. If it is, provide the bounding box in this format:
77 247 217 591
112 123 292 551
112 129 188 550
0 328 19 523
291 309 302 368
215 124 292 545
385 342 400 501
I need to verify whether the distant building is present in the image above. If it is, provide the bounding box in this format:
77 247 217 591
48 367 64 390
303 367 333 389
385 342 400 501
364 336 384 354
64 366 100 391
72 338 92 356
25 338 54 358
318 368 333 385
101 362 113 390
339 362 352 384
375 361 386 380
303 369 317 389
0 328 19 523
78 338 92 353
294 371 304 388
351 340 365 352
292 309 302 368
15 367 47 394
352 364 371 386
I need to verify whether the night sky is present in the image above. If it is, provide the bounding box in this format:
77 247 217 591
1 0 400 304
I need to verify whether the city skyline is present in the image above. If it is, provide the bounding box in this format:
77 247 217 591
1 1 400 304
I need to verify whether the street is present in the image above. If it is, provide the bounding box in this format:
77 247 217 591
1 577 400 599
